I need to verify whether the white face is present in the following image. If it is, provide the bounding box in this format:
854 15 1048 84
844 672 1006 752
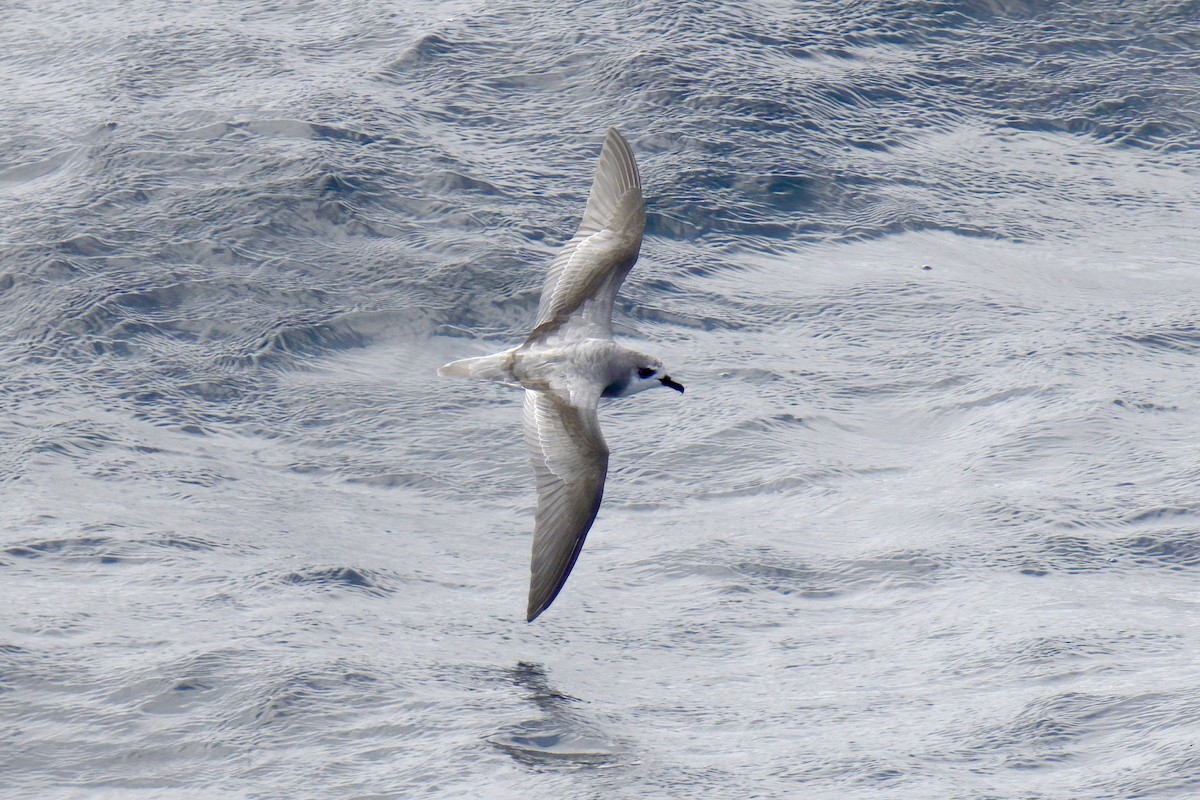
631 365 685 395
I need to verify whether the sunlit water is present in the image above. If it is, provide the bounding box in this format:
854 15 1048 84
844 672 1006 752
3 1 1200 797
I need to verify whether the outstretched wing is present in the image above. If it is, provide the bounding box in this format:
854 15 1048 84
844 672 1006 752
528 128 645 344
522 388 609 621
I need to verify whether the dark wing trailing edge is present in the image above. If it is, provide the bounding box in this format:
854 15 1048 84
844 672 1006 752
522 388 609 621
527 128 646 343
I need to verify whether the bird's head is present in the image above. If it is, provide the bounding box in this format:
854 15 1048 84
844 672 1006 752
616 362 685 397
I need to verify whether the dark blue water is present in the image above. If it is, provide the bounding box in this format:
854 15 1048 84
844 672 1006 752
3 1 1200 797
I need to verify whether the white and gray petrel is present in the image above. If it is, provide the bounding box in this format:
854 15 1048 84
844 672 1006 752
438 128 684 622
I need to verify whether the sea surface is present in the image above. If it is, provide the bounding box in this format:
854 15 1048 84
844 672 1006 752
3 1 1200 797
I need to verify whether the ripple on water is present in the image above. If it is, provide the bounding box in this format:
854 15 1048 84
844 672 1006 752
487 662 626 769
274 565 397 596
951 690 1200 781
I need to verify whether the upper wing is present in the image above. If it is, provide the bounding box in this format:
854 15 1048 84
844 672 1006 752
527 128 645 344
522 388 609 621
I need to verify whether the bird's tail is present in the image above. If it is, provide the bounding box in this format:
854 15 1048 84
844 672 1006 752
437 350 516 384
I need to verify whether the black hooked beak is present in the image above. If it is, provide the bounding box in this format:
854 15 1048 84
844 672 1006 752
660 375 685 394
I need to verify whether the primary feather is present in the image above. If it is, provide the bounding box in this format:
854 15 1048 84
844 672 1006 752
529 128 646 343
523 390 609 621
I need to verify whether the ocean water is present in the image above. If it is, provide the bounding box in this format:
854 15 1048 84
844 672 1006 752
3 1 1200 797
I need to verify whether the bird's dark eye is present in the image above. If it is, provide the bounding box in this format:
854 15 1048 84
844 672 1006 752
637 367 656 379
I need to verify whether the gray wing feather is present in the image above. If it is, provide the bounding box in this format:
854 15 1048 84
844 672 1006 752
522 389 609 621
528 128 645 342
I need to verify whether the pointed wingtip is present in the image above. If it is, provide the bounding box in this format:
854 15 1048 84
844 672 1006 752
576 126 642 242
526 591 554 622
525 584 555 622
599 127 638 183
